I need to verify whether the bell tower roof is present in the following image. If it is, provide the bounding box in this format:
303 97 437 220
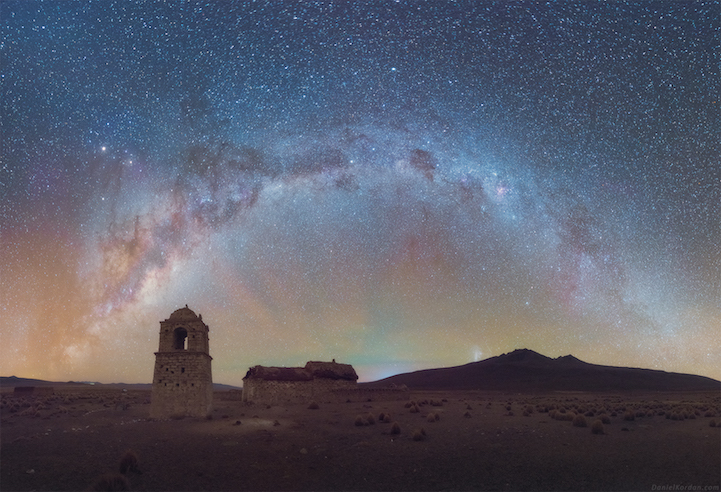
169 305 198 320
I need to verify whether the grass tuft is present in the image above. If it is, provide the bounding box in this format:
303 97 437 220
89 473 130 491
573 414 588 428
118 450 140 475
412 428 427 441
390 421 401 435
591 419 604 434
307 401 319 410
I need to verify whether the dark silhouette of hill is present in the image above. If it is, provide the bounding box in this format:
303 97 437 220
0 376 240 391
361 349 720 392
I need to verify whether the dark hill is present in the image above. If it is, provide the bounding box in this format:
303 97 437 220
0 376 240 391
361 349 720 392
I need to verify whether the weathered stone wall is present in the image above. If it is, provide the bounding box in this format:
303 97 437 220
242 378 356 405
151 352 212 418
216 389 243 401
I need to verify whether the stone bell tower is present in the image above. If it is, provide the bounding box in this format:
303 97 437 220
150 305 213 418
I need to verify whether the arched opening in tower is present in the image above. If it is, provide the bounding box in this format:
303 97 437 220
173 327 188 350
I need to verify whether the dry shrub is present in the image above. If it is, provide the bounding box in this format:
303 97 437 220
383 413 392 423
599 414 611 424
463 411 472 418
19 406 36 417
412 428 427 441
366 413 375 425
89 473 130 491
709 419 716 428
427 413 436 422
430 399 443 407
623 411 635 421
118 450 139 475
591 419 604 435
308 401 319 410
378 412 386 422
390 421 401 435
573 414 588 427
354 415 366 426
409 405 420 414
548 409 557 419
704 410 716 418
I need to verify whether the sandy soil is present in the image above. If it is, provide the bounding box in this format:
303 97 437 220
1 388 719 491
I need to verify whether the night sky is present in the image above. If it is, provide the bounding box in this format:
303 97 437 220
2 1 719 385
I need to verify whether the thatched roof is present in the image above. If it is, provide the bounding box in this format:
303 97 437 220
305 361 358 381
243 366 313 381
243 361 358 382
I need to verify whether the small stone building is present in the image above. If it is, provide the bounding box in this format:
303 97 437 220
150 306 213 418
242 360 358 405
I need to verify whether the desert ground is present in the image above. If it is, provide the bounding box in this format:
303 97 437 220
1 387 719 491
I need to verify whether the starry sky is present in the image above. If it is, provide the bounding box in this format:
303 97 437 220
1 1 719 385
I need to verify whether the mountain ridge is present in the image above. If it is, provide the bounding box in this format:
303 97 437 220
361 349 720 392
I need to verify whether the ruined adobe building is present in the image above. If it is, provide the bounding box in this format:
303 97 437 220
150 306 213 418
242 360 358 405
243 360 408 404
